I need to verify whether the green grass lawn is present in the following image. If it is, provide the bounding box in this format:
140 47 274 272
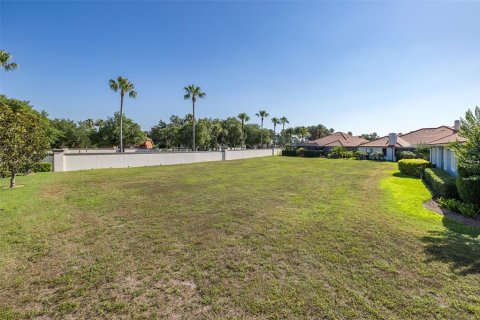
1 157 479 319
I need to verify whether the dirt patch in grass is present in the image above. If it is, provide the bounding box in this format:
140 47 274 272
424 199 480 228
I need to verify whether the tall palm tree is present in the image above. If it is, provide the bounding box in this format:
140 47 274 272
285 128 294 144
271 117 280 148
0 50 18 72
255 110 269 148
184 85 206 151
109 76 137 153
237 113 250 149
280 116 289 145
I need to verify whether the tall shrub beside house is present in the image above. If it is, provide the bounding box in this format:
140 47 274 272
451 106 480 207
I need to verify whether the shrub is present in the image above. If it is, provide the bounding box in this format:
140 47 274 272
439 197 479 218
330 146 346 158
456 166 480 207
424 168 459 199
341 151 354 158
32 162 52 172
370 152 384 161
355 151 367 160
296 148 305 156
281 150 297 156
399 151 416 159
398 159 430 177
415 143 430 160
303 150 322 157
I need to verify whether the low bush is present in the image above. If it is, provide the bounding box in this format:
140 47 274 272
32 162 52 172
355 151 367 160
370 152 385 161
398 159 430 178
296 148 305 156
281 150 297 156
438 197 479 218
399 151 416 159
424 168 459 199
341 151 354 158
303 150 322 157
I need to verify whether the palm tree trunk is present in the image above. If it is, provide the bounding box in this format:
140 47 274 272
119 93 124 153
241 121 245 149
192 99 196 152
260 118 263 149
273 124 276 148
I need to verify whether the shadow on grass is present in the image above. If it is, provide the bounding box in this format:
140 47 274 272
392 172 421 179
421 215 480 275
421 224 480 275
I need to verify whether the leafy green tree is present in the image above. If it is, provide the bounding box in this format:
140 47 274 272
51 119 93 148
245 124 262 148
284 127 294 145
149 120 168 147
280 117 289 145
184 85 206 151
94 113 146 147
0 50 18 73
196 118 213 150
295 126 309 142
359 132 379 141
255 110 269 148
0 96 54 188
210 119 225 150
308 124 331 140
237 113 250 149
451 106 480 206
222 117 243 149
271 117 280 148
109 76 137 152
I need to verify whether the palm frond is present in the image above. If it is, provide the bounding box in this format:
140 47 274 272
109 79 119 91
129 91 137 98
4 62 18 71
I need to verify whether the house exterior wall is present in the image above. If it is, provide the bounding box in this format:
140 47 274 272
358 147 383 154
386 148 396 161
430 146 458 176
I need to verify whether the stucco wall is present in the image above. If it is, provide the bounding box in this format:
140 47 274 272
53 149 281 172
430 146 458 176
358 147 383 154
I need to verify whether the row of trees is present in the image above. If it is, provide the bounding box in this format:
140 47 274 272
48 113 339 150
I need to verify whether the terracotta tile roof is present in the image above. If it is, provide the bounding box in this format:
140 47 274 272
305 132 368 147
359 126 458 148
428 132 466 145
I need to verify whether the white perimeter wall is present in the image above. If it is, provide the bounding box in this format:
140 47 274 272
52 149 281 172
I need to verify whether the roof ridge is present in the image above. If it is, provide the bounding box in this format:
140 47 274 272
399 125 454 137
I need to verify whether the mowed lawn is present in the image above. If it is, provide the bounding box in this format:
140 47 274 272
1 157 479 319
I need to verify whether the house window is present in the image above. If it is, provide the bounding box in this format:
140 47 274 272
367 148 373 153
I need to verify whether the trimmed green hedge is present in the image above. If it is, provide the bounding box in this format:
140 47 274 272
457 174 480 207
303 150 322 157
32 162 52 172
439 197 479 218
424 168 459 199
281 150 297 156
398 159 430 178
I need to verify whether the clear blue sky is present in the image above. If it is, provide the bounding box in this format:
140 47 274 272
1 1 479 136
